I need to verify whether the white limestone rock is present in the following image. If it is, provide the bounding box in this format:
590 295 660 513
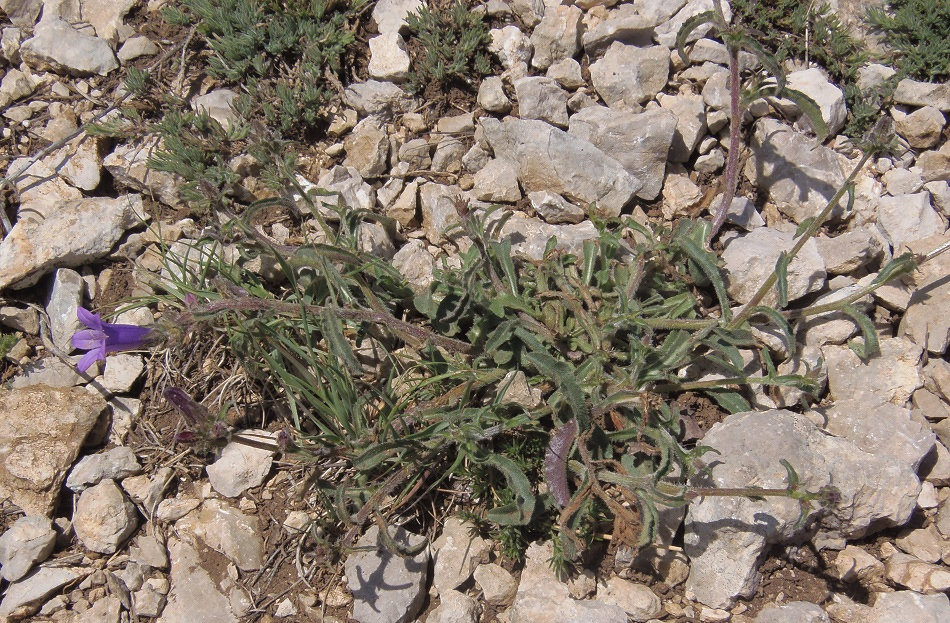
722 227 826 305
20 17 118 76
206 430 276 498
73 479 138 554
0 515 56 582
368 32 410 83
589 42 670 111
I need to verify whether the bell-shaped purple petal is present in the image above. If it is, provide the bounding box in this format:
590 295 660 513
163 387 210 426
70 307 153 373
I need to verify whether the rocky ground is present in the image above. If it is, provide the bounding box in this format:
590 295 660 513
1 0 950 622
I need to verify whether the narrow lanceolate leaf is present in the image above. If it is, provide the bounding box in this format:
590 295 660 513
794 217 816 240
320 309 363 375
775 251 791 309
545 419 578 508
483 454 536 526
675 10 718 64
748 306 796 357
841 303 880 359
737 33 785 91
779 88 829 142
524 349 590 429
706 389 750 414
872 252 918 286
679 236 732 322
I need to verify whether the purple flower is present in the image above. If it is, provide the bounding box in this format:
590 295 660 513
71 307 153 373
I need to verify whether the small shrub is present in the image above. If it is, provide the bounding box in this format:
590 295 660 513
865 0 950 82
404 0 492 95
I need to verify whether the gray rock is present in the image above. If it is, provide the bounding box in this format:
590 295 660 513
192 89 239 131
784 68 847 136
772 344 827 408
0 386 107 516
0 566 81 618
894 78 950 112
134 587 167 618
46 268 83 353
207 431 275 498
568 106 676 200
815 226 887 275
916 141 950 183
695 149 726 174
20 17 118 76
176 499 264 571
509 541 626 623
514 76 569 127
823 336 923 404
684 409 926 608
66 446 142 492
427 590 476 623
392 239 435 290
877 192 947 249
494 212 600 261
0 195 144 289
157 536 239 623
684 37 759 72
0 515 56 582
883 167 925 196
117 36 160 62
103 138 182 207
722 227 826 305
797 279 868 347
431 517 491 595
100 353 145 393
658 93 707 162
431 136 467 173
473 158 522 202
397 138 430 169
477 76 511 113
420 183 462 243
345 525 428 623
755 601 829 623
481 117 640 217
82 0 136 43
372 0 423 35
746 118 850 224
315 166 376 213
895 525 943 563
368 32 410 83
595 578 661 621
9 355 88 388
925 180 950 216
359 222 396 260
589 42 670 111
131 534 170 570
343 80 413 116
461 145 491 174
710 194 764 230
529 5 582 70
885 551 950 592
344 117 390 178
388 180 419 228
528 190 585 224
436 112 474 135
656 0 731 47
900 233 950 355
0 67 36 109
0 0 42 27
473 563 518 606
489 25 533 72
581 3 658 56
895 106 946 149
73 479 138 554
866 591 950 623
661 173 703 219
546 58 584 90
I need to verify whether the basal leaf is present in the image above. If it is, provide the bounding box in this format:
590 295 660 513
678 236 732 322
524 349 590 429
545 419 578 508
483 454 537 526
706 389 750 414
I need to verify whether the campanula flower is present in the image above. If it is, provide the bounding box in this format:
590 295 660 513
71 307 153 373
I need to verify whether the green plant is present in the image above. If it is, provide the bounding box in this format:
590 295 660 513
0 333 19 360
729 0 878 138
163 0 367 138
404 0 492 95
865 0 950 82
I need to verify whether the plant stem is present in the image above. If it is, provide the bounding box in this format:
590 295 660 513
728 149 875 330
